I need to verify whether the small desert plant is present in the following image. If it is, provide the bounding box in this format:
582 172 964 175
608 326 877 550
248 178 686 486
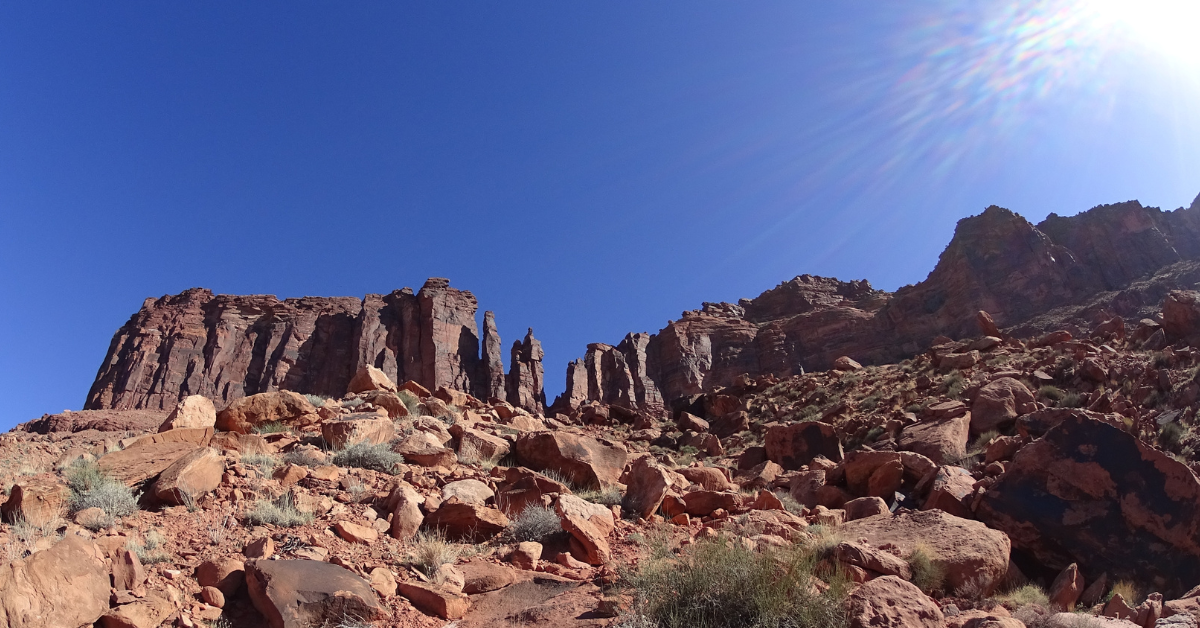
858 393 881 411
944 371 966 399
240 453 281 476
970 430 1000 454
244 493 313 527
457 439 499 471
579 486 623 507
303 394 327 408
907 543 946 594
410 529 461 579
618 535 848 628
1038 385 1064 402
775 490 805 515
995 583 1050 610
397 389 421 415
66 460 138 524
1059 392 1084 409
331 442 404 474
7 512 64 558
129 530 171 564
282 449 326 468
1161 422 1188 450
1107 580 1139 605
506 504 562 542
252 422 291 435
342 397 366 409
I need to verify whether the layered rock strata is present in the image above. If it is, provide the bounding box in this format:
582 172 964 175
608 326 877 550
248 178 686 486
86 278 541 411
558 196 1200 413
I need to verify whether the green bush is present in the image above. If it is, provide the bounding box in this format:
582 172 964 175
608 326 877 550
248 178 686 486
244 493 313 527
578 486 624 507
332 442 404 474
66 460 138 526
907 544 946 594
397 389 422 415
619 536 847 628
240 453 281 476
252 422 291 435
282 449 326 468
995 583 1049 610
1038 385 1064 402
506 504 561 542
303 394 327 408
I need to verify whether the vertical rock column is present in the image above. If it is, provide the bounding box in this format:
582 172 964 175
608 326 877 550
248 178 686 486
506 329 546 412
481 311 506 401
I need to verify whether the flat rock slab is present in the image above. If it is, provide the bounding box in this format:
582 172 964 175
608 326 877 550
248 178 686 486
245 559 384 628
455 577 609 628
99 441 200 486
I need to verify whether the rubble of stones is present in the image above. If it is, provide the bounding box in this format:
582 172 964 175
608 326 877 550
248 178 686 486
11 293 1200 627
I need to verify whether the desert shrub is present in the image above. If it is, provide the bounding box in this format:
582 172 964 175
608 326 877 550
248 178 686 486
1059 392 1084 409
619 536 848 628
342 397 365 409
506 504 561 542
252 422 291 435
457 439 499 471
995 583 1049 610
282 449 326 468
240 453 281 476
410 529 461 579
397 390 421 415
129 529 170 564
943 371 966 399
7 512 64 559
970 430 1000 455
775 490 805 515
331 442 404 474
244 493 313 527
303 394 327 408
858 393 881 411
579 486 623 507
66 460 138 524
1038 385 1064 402
1107 580 1139 605
1161 422 1188 450
907 543 945 594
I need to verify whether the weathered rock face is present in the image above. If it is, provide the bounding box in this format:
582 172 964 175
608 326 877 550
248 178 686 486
481 311 506 402
245 559 385 628
977 414 1200 596
0 535 111 628
86 278 542 411
560 196 1200 412
506 328 546 412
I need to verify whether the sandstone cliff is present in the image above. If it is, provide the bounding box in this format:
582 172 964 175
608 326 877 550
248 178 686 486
557 196 1200 413
85 278 542 411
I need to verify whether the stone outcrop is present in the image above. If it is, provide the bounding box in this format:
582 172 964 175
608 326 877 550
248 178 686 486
0 535 111 628
558 196 1200 412
245 559 385 628
506 328 546 412
977 414 1200 596
85 278 541 412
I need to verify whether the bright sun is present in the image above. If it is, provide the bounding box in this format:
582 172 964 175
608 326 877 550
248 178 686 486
1089 0 1200 66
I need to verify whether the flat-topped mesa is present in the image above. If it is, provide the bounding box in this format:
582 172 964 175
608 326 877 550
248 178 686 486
561 193 1200 414
85 278 544 411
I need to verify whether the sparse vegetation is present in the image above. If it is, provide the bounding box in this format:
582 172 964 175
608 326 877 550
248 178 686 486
129 530 170 564
618 535 848 628
397 389 422 415
244 493 313 527
907 543 945 594
282 449 326 468
1038 385 1064 402
506 504 561 542
342 397 366 409
995 583 1050 610
1107 580 1139 605
579 486 624 507
65 460 138 526
252 421 292 435
410 529 461 579
331 442 404 474
240 453 281 476
303 394 327 407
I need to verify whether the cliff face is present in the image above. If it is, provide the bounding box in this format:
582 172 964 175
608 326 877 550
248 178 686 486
557 195 1200 413
85 278 542 411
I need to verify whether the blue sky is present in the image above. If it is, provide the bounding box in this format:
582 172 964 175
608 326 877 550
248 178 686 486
2 2 1198 428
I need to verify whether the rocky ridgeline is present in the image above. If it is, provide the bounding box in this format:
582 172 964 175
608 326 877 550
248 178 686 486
8 288 1200 626
85 278 547 414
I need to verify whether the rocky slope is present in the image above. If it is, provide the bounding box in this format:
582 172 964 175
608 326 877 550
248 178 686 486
560 194 1200 413
85 278 546 414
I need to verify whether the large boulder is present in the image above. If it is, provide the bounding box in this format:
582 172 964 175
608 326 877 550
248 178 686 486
245 559 386 628
0 535 110 628
320 413 394 450
840 510 1011 596
397 581 469 620
765 421 843 470
346 365 398 394
152 446 224 506
972 377 1036 433
393 432 457 467
898 414 970 464
555 494 614 565
1163 290 1200 345
98 441 200 486
99 593 173 628
385 482 424 540
845 575 944 628
978 414 1200 596
622 456 672 520
922 465 976 519
514 432 628 489
215 391 319 434
424 502 509 542
494 466 572 516
158 395 217 431
2 478 69 526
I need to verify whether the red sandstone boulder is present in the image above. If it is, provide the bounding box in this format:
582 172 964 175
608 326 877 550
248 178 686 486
99 440 200 486
215 391 319 434
898 413 970 464
972 377 1036 433
844 496 890 521
834 542 912 580
397 581 470 620
0 535 110 628
555 494 614 565
1163 290 1200 345
386 482 424 540
424 501 509 542
514 432 628 489
765 421 843 470
922 465 976 518
678 466 736 491
246 559 385 628
622 455 672 520
2 478 69 526
152 446 224 506
320 413 394 449
1047 563 1084 611
840 510 1010 596
158 395 216 431
494 466 573 516
846 576 943 628
833 356 863 371
347 365 398 394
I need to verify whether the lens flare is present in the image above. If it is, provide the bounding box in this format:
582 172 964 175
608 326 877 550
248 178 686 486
1089 0 1200 66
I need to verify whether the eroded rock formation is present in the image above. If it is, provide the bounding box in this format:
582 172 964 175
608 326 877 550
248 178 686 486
86 278 534 410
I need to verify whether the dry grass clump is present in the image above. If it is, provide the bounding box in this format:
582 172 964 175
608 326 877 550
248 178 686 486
240 453 281 476
65 460 137 527
994 583 1049 610
617 535 848 628
331 443 404 474
906 543 946 594
506 504 561 542
244 493 313 527
410 529 461 579
128 529 170 564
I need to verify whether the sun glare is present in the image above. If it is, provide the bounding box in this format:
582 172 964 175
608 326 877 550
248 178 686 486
1089 0 1200 66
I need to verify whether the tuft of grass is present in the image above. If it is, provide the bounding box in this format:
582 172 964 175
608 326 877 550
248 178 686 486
618 535 848 628
1161 422 1188 450
244 493 313 527
907 543 946 594
303 394 327 408
397 390 422 415
1107 580 1139 605
995 583 1049 610
1058 392 1084 409
7 512 64 559
240 453 281 476
282 449 326 468
944 371 966 399
410 529 461 579
970 430 1000 455
342 397 365 409
331 442 404 474
66 460 138 525
457 439 500 472
1038 385 1064 402
129 529 171 564
252 422 292 435
578 486 624 507
505 504 562 542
